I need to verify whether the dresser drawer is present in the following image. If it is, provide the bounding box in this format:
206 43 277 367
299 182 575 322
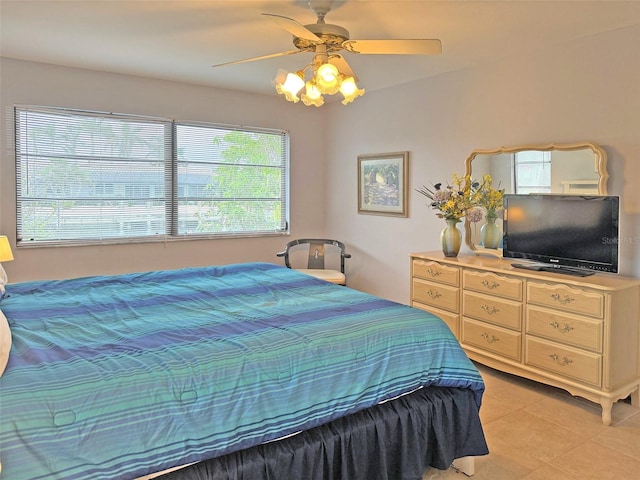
526 337 602 387
463 270 523 301
463 291 522 330
413 301 459 338
527 282 604 319
412 260 460 287
462 317 522 361
527 306 603 353
412 278 459 313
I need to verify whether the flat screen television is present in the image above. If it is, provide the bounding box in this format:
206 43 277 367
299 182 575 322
502 194 619 276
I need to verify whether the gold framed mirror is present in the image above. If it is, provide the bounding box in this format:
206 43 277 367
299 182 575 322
464 142 608 256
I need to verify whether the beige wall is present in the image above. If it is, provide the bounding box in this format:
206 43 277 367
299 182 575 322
2 25 639 302
323 25 640 303
0 58 327 282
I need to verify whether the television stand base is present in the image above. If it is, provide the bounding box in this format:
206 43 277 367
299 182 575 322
510 262 595 277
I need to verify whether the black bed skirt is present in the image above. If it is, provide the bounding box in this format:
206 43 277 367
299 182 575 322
157 386 488 480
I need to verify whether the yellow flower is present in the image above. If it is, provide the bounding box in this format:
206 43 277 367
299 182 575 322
416 174 476 220
472 174 504 217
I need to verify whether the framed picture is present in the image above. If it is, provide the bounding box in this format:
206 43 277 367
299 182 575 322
357 151 409 217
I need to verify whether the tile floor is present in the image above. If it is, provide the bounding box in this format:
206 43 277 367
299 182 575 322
423 362 640 480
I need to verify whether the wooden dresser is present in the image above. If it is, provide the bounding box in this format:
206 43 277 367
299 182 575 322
410 251 640 425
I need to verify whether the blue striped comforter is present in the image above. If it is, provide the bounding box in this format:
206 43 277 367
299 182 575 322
0 262 484 479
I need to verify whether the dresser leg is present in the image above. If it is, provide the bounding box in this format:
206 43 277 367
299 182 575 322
600 398 613 426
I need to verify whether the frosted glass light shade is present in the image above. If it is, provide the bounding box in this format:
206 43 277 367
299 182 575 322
275 72 305 102
339 77 365 105
316 63 340 94
301 81 325 107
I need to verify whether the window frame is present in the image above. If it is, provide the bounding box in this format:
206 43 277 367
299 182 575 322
14 105 290 247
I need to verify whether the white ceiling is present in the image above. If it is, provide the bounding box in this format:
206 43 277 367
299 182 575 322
2 1 640 98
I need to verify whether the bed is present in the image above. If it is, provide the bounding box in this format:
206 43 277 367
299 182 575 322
0 262 487 479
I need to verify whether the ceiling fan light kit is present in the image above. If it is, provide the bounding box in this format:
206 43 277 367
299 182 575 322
215 1 441 108
275 47 365 107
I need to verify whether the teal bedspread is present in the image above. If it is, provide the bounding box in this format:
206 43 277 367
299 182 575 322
0 262 484 479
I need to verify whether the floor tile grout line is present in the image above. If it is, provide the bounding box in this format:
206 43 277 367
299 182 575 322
589 436 640 463
466 363 640 479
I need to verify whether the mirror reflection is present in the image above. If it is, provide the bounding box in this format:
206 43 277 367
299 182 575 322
464 143 608 255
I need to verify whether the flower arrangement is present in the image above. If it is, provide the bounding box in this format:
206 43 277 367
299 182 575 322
416 174 477 221
417 173 505 222
471 174 505 220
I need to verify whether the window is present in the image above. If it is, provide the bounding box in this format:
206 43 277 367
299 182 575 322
514 150 551 194
175 123 288 236
15 106 289 246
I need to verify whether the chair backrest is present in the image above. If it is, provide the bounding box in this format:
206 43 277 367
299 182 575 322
277 239 351 273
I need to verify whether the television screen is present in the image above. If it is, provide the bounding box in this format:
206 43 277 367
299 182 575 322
503 194 619 275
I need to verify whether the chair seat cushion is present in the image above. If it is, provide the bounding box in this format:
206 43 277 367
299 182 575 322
296 269 346 285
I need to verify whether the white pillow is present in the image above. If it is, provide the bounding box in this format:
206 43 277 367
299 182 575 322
0 309 11 377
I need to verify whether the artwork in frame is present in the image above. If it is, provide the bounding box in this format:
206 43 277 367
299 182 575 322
357 151 409 217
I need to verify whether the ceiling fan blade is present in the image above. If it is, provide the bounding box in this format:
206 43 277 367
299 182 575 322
212 50 303 68
262 13 322 43
329 55 359 82
344 39 442 55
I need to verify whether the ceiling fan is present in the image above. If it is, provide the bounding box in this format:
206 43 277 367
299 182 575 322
212 1 442 106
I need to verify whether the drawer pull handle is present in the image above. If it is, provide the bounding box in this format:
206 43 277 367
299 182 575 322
481 280 500 289
426 268 442 277
480 332 500 344
426 290 441 299
549 353 573 366
550 321 574 333
550 293 575 304
481 304 500 315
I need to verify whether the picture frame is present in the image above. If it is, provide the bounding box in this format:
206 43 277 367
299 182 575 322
357 151 409 217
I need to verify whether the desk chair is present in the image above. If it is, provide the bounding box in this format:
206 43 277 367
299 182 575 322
277 239 351 285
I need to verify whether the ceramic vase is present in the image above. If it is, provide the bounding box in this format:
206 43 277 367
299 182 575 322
441 218 462 257
480 214 501 249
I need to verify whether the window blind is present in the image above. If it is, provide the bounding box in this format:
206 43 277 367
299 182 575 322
174 123 288 236
14 106 289 246
514 150 551 194
15 106 172 244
